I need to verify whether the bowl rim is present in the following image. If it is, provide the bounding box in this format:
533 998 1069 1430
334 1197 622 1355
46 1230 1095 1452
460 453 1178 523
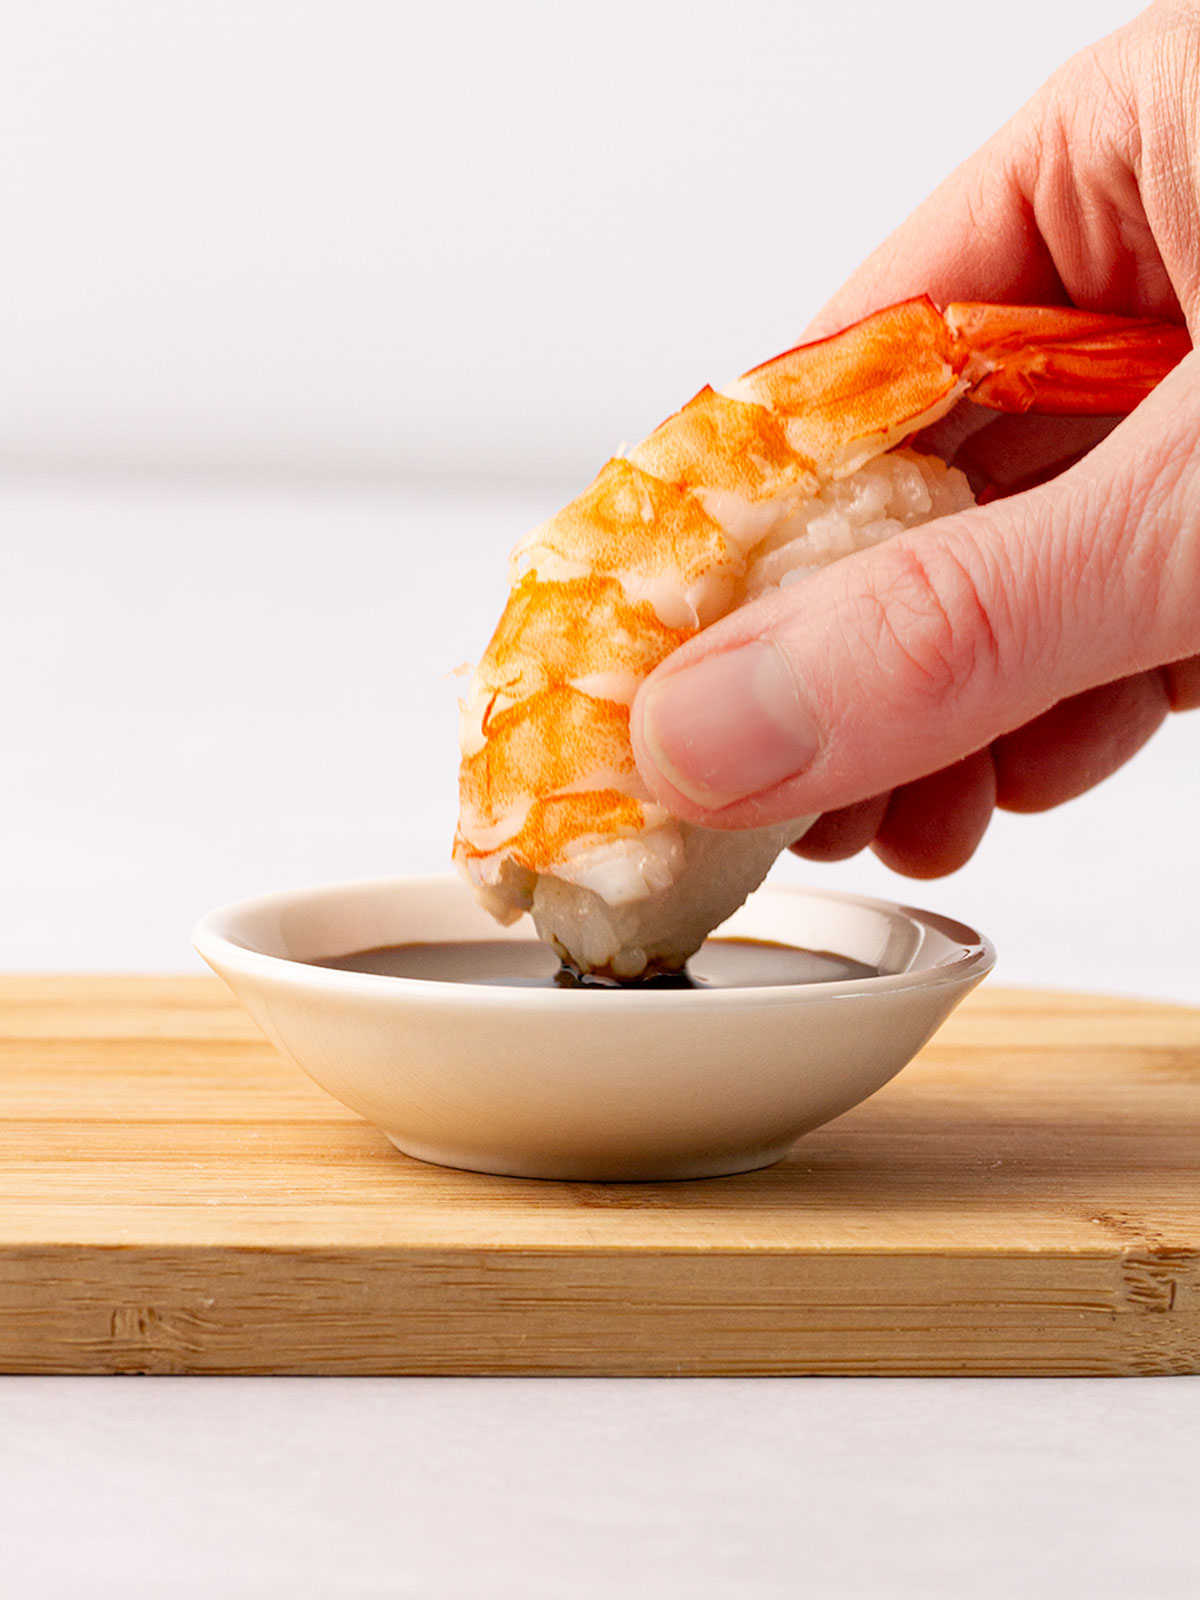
192 873 995 1010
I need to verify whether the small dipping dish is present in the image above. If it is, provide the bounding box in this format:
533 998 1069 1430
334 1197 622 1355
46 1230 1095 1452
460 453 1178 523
193 874 994 1181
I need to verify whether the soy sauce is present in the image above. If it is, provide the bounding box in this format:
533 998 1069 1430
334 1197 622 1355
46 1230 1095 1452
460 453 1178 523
314 938 881 989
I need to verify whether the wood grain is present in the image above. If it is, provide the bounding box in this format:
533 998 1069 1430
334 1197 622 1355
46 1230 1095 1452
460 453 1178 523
0 976 1197 1375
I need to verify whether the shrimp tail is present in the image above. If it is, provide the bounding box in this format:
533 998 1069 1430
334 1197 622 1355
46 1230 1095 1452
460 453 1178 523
947 301 1192 414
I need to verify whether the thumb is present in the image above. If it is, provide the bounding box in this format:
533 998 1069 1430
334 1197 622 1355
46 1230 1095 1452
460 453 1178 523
631 355 1200 830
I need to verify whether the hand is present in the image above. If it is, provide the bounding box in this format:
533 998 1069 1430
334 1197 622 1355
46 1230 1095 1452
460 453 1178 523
631 0 1200 877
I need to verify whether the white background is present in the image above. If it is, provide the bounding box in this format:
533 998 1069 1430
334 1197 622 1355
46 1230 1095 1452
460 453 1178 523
0 0 1167 484
2 0 1198 999
2 3 1198 1597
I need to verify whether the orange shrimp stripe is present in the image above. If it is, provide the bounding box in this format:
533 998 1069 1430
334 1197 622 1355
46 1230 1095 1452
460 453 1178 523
738 297 963 461
459 686 635 824
476 572 691 698
504 790 647 873
527 457 733 586
629 387 815 501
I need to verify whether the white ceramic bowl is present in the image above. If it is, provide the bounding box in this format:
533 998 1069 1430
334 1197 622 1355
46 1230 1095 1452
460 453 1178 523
193 874 994 1181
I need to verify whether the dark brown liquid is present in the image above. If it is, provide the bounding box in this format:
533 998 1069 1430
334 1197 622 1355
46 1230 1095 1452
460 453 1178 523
314 938 882 989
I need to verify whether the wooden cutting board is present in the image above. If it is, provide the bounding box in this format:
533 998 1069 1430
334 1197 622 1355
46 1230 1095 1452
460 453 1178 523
1 975 1197 1376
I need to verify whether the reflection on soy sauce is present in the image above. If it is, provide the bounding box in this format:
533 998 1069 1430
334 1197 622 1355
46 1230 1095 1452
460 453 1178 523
315 938 882 989
552 963 698 990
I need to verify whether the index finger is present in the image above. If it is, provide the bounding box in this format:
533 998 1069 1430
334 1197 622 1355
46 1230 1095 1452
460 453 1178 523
805 14 1188 338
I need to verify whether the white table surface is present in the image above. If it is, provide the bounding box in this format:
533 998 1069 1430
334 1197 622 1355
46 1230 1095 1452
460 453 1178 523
2 477 1198 1596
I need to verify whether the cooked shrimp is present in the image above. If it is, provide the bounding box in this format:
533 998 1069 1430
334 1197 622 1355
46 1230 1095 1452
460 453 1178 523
454 298 1189 977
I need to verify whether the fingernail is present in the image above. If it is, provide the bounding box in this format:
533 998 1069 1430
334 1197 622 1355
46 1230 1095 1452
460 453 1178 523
640 640 821 809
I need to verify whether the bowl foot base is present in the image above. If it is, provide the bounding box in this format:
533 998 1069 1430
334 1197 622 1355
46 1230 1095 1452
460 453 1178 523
383 1133 795 1183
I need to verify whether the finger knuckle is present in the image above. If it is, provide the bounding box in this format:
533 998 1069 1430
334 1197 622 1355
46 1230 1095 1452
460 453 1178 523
858 540 1003 710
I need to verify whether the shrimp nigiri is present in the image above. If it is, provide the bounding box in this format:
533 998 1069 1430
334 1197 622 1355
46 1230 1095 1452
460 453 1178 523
454 298 1189 978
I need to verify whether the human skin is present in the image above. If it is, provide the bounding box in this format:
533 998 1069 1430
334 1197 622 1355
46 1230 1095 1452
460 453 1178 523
630 0 1200 878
